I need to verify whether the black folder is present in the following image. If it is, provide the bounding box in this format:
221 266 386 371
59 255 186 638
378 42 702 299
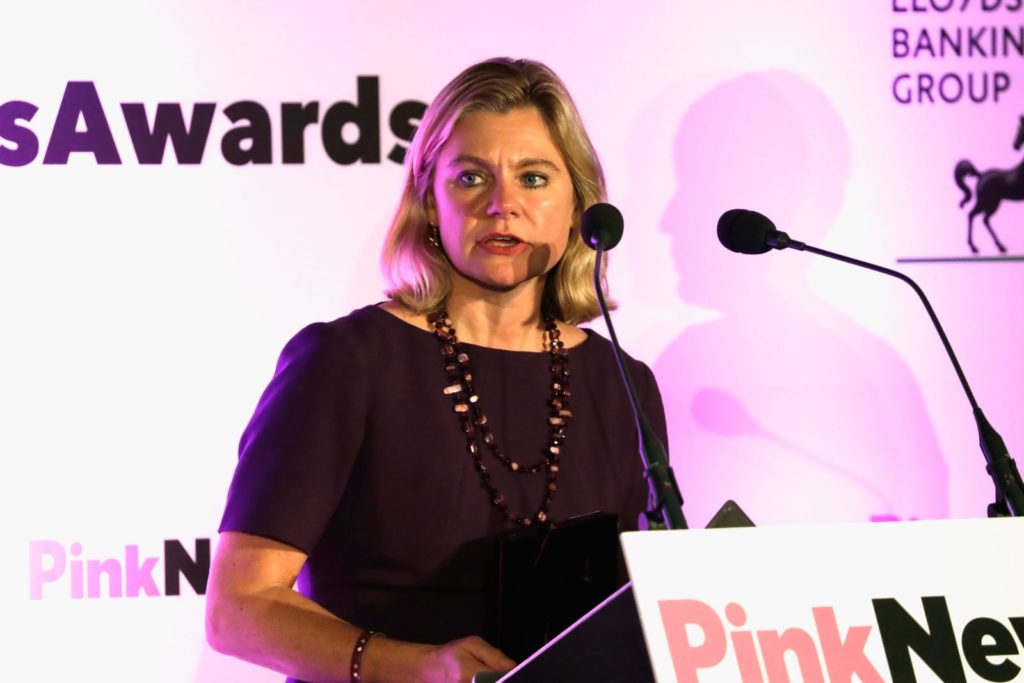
486 510 622 663
476 500 755 683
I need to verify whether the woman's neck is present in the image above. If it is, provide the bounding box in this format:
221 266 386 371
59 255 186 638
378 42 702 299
445 279 548 352
380 273 588 351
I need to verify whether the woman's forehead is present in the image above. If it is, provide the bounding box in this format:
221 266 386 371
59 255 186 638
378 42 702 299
439 107 565 166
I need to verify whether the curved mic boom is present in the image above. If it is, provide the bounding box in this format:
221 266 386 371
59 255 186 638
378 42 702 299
717 209 1024 518
581 203 688 530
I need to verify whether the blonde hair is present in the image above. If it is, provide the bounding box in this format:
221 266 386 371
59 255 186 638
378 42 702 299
380 57 612 324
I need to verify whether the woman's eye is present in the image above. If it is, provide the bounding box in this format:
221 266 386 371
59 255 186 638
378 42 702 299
456 171 484 187
522 172 548 188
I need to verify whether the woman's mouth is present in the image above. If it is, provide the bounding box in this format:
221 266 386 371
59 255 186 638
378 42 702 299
478 234 527 255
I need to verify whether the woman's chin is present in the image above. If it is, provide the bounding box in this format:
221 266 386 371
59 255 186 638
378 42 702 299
453 269 542 296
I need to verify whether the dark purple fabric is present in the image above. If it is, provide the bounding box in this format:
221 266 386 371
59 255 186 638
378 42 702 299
219 304 667 646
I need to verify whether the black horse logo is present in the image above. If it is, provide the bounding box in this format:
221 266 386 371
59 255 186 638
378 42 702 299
954 116 1024 254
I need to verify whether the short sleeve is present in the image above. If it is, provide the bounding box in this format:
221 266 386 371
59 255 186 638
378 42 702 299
218 322 368 554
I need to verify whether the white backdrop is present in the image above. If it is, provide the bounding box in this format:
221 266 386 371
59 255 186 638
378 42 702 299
4 1 1022 680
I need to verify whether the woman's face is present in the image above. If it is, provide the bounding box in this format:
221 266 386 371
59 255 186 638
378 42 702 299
427 107 576 295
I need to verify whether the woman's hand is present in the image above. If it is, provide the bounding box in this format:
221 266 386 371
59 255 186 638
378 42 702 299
208 532 515 683
368 635 516 683
421 636 517 682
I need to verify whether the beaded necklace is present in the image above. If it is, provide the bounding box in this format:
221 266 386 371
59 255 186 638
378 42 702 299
431 310 572 526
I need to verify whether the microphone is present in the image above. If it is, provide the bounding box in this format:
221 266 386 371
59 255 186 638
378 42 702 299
581 203 688 530
717 208 805 253
581 202 624 250
717 208 1024 518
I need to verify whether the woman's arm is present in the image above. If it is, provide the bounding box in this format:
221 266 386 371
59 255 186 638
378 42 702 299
206 531 515 683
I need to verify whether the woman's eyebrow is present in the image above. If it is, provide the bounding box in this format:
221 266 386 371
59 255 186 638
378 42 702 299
447 154 562 172
448 154 490 168
515 157 561 171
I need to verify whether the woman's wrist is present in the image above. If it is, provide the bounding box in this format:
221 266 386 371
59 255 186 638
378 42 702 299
349 629 383 682
356 635 428 683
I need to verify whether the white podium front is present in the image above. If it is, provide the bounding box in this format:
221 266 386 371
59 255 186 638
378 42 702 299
621 517 1024 683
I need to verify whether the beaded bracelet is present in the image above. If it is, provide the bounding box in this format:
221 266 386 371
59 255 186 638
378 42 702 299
350 629 382 683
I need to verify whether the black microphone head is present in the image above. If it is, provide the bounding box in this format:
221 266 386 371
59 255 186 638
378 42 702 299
581 203 624 250
717 209 776 255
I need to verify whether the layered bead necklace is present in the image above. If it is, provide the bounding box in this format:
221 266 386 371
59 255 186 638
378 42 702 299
431 310 572 526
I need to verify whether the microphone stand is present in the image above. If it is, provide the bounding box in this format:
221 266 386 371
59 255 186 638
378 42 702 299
592 245 688 530
771 233 1024 518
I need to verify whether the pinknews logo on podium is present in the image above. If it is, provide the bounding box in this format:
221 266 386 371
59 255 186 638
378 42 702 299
0 79 426 167
659 597 1024 682
29 538 210 600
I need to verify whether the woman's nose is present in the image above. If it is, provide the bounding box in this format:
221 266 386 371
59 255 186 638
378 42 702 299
487 177 520 218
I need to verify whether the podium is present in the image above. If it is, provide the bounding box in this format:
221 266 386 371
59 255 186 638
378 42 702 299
483 582 652 683
484 516 1024 683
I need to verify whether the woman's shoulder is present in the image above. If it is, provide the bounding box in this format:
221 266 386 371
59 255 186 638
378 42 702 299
575 325 654 374
557 322 589 349
303 302 428 336
375 300 433 333
278 303 429 362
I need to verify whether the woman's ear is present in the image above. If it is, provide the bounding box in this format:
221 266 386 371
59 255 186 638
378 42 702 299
425 191 439 226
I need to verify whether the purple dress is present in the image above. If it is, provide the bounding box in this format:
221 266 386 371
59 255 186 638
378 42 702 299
219 304 667 648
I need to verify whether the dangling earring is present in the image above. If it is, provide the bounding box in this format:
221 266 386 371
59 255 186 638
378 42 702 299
427 224 441 248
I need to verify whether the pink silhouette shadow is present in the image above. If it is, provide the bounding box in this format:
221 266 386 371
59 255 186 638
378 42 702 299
653 72 949 526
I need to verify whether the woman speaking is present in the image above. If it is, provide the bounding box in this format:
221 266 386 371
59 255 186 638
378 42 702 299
206 57 667 683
